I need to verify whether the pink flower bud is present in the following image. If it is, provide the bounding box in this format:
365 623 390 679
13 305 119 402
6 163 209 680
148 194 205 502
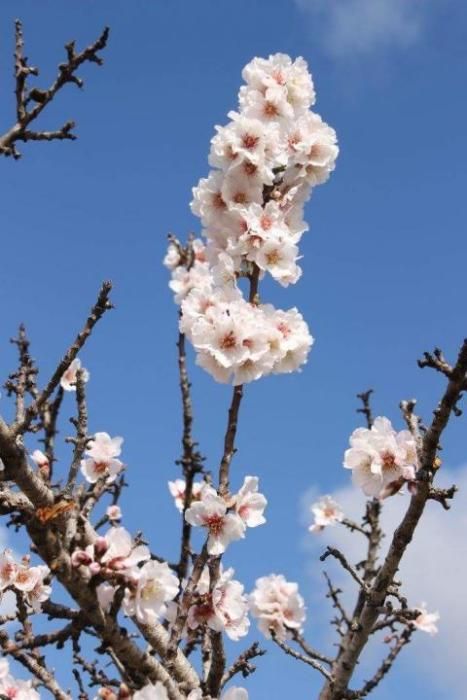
94 537 108 557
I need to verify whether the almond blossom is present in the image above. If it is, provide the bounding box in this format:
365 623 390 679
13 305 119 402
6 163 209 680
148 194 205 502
234 476 267 527
123 560 179 624
133 683 169 700
186 565 250 641
100 526 150 572
0 659 40 700
309 495 344 533
168 478 203 512
80 431 124 484
250 573 306 642
185 485 246 555
0 549 17 590
343 417 418 498
412 604 440 636
31 448 50 478
166 53 336 385
0 551 51 612
106 504 122 521
60 357 90 391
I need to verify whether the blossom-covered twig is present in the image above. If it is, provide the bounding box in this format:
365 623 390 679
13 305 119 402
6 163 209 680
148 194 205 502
318 340 467 700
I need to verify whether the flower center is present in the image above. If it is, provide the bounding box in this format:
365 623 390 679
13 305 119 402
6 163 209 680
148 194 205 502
242 133 259 150
220 331 237 350
206 514 224 536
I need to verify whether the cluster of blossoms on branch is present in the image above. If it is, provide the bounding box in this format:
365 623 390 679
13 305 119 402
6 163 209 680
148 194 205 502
0 549 51 612
180 476 267 554
165 53 338 384
0 27 456 698
343 416 418 498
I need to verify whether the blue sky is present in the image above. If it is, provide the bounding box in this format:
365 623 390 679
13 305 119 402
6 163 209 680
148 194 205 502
1 1 466 698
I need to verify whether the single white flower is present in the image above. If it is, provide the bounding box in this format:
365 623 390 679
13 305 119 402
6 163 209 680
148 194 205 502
0 549 18 590
168 479 203 512
80 432 124 484
234 476 267 527
60 358 90 391
413 604 439 636
343 417 418 498
101 527 150 572
250 573 306 641
185 486 246 555
106 505 122 521
309 495 344 533
123 560 179 624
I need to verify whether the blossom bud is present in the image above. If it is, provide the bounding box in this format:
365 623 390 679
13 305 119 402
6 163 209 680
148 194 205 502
89 561 102 576
94 537 108 557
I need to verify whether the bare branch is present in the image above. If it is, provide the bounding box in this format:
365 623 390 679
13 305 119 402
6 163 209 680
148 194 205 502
320 547 368 592
12 281 113 435
0 21 109 159
356 390 374 429
220 642 266 687
271 632 333 681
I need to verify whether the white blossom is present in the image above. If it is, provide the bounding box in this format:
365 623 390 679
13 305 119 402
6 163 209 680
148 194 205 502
165 53 335 386
168 479 203 512
250 573 306 641
106 505 122 521
413 604 439 636
185 486 246 555
0 658 40 700
31 449 50 478
60 358 89 391
100 527 150 572
96 582 117 612
234 476 267 527
343 417 418 498
80 432 124 484
133 683 169 700
187 566 249 641
309 495 344 533
0 549 18 590
24 565 51 612
123 560 179 624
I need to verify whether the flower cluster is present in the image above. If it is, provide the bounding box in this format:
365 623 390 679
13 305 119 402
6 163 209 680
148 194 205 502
180 565 250 641
165 54 337 384
72 526 179 625
249 573 306 641
0 549 51 612
184 477 267 555
343 417 418 498
180 281 313 385
193 53 338 284
309 495 344 533
0 659 39 700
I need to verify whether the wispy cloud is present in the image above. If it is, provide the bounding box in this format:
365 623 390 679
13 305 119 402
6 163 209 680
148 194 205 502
295 0 431 57
302 465 467 699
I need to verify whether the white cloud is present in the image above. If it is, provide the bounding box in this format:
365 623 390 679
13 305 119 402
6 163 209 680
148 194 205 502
302 465 467 698
294 0 430 57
